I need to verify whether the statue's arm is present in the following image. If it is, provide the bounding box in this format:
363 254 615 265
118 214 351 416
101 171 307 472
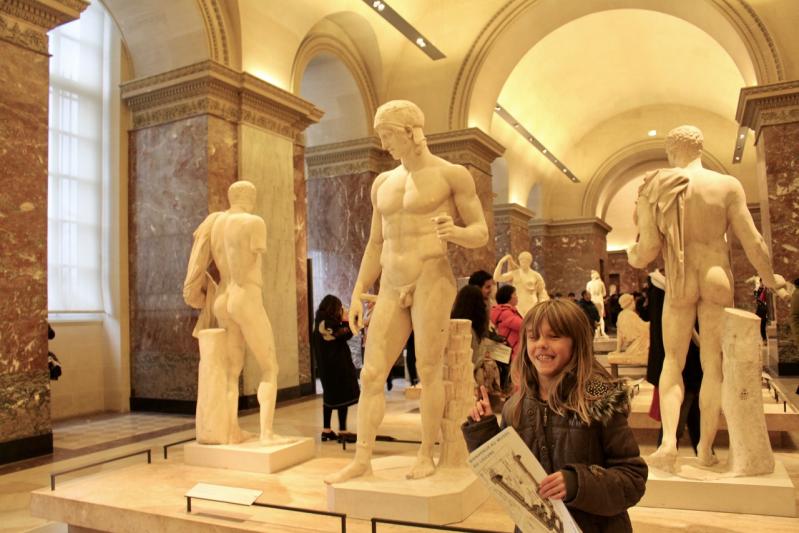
493 255 513 282
726 180 780 289
443 165 489 248
536 272 549 301
349 175 386 332
627 194 662 268
250 217 267 255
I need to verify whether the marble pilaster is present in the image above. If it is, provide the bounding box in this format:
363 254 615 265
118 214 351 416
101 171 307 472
0 0 87 463
294 141 312 388
528 218 611 296
305 137 394 310
427 128 504 278
737 80 799 374
122 61 322 410
493 203 534 260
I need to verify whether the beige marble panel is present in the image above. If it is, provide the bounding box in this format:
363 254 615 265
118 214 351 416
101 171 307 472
239 125 299 391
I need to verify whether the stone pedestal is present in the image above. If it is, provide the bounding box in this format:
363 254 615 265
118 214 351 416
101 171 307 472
184 438 315 474
529 217 611 296
493 203 534 260
0 0 87 464
121 61 322 412
737 80 799 375
305 137 394 309
428 128 504 278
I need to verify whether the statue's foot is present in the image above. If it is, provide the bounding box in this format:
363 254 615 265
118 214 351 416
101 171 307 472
229 428 255 444
324 460 372 485
406 455 436 480
697 448 718 467
647 445 678 473
259 432 297 446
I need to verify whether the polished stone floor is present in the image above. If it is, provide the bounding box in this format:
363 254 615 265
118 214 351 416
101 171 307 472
3 379 799 532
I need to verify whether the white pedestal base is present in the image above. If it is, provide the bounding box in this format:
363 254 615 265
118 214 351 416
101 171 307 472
326 455 488 523
639 457 796 516
184 437 314 474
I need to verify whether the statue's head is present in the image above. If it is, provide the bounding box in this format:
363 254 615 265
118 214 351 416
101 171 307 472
590 269 599 280
374 100 426 158
518 251 533 268
228 180 256 212
619 293 634 310
665 125 703 167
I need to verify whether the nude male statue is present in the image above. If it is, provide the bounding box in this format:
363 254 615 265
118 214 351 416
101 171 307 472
184 181 289 445
586 270 608 338
324 100 488 483
493 252 549 317
627 125 787 471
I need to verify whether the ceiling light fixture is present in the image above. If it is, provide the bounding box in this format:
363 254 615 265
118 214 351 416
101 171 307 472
647 129 657 137
493 102 580 183
363 0 445 60
732 126 748 164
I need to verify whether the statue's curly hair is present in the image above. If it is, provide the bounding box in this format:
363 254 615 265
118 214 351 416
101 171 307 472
665 125 703 154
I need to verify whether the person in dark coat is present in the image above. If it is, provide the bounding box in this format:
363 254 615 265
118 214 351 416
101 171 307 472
463 300 647 533
577 290 600 330
312 295 360 441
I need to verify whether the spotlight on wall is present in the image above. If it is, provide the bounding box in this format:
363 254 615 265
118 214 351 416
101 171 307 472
647 129 657 137
494 102 580 183
363 0 444 60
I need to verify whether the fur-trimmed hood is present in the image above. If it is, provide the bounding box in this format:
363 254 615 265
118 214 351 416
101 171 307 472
582 377 632 424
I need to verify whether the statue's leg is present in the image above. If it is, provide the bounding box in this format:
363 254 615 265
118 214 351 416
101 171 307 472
652 296 695 470
696 300 724 465
223 320 248 443
407 260 456 479
324 289 411 484
229 284 286 444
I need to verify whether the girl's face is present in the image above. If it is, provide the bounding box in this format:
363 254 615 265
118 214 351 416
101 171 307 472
527 318 573 380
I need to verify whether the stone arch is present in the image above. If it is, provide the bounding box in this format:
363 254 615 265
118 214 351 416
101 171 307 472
291 20 379 132
450 0 784 130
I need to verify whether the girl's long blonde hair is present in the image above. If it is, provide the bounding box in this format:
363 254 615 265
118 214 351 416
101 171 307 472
510 299 611 427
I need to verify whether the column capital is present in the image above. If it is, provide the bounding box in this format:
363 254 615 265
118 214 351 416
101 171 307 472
304 137 394 179
494 202 535 225
0 0 87 54
121 61 323 139
736 80 799 140
427 127 505 175
529 217 611 237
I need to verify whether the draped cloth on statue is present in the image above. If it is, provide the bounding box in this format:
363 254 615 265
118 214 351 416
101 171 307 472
638 169 690 299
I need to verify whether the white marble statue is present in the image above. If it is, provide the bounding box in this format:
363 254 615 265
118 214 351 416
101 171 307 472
184 180 290 446
627 125 788 472
586 270 608 338
493 252 548 317
325 100 488 484
608 293 650 365
721 308 774 476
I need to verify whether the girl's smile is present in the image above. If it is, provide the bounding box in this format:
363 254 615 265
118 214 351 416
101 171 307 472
528 318 573 382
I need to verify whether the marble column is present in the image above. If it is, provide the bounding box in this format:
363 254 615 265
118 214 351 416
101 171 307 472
493 203 534 260
294 141 312 389
305 137 393 310
427 128 504 278
528 217 611 297
122 62 321 411
737 80 799 375
0 0 87 464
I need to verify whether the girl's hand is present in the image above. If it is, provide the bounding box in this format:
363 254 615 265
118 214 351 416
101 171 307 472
469 385 493 421
538 471 567 500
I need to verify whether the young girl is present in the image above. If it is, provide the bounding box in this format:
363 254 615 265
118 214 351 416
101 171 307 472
462 299 647 532
312 295 360 442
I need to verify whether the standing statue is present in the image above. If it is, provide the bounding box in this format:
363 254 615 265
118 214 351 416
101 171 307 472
325 100 488 484
608 293 650 364
627 125 788 471
184 180 289 445
493 252 548 317
586 270 608 338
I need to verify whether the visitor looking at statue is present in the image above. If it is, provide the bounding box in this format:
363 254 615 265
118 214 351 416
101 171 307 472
493 252 549 317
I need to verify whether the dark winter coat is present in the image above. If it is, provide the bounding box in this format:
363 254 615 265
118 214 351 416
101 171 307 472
462 375 647 533
578 298 600 325
311 319 360 408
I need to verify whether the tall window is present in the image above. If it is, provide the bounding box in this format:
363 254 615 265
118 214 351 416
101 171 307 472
48 1 118 314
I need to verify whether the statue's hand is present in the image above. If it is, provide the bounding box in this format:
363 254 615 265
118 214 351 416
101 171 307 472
348 298 364 335
432 214 457 241
776 287 791 302
502 254 513 262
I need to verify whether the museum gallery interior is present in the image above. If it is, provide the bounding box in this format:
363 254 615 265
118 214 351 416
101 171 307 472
2 0 799 531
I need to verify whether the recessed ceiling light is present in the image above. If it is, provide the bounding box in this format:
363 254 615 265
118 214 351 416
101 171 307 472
739 133 745 139
542 149 547 154
416 37 426 48
364 0 443 59
494 105 501 111
647 130 657 137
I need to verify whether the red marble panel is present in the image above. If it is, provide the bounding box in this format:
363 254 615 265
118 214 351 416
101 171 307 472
448 166 496 278
762 123 799 373
531 232 608 297
494 215 531 262
728 206 762 313
606 250 652 294
294 143 311 385
0 40 51 443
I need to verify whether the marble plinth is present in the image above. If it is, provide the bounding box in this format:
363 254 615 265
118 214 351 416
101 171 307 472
326 455 488 523
593 336 617 353
639 458 795 517
184 437 314 474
